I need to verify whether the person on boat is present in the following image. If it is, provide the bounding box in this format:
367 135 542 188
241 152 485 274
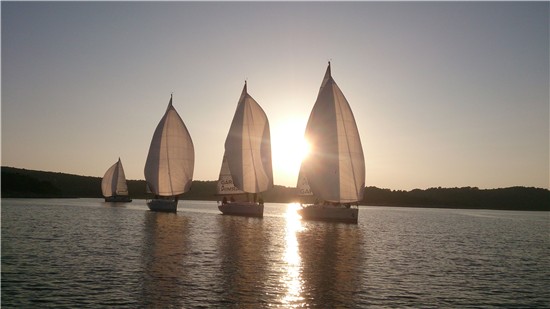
222 196 228 205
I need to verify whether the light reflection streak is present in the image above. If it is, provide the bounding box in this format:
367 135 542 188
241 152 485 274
281 203 305 307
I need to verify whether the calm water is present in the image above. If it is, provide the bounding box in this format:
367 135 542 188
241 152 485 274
2 199 549 308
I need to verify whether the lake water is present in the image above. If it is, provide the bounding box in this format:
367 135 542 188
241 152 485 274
2 199 548 308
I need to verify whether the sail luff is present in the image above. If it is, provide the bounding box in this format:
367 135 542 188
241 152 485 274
225 91 245 189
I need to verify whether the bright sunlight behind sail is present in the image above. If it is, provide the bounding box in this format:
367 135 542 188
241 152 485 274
271 117 310 186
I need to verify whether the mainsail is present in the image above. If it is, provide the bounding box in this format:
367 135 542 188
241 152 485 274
298 63 365 203
144 95 195 196
101 158 129 197
221 81 273 194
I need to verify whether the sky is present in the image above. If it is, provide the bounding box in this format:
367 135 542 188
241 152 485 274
2 1 549 190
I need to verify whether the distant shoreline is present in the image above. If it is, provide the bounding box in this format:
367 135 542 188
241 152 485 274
2 166 549 211
2 197 548 213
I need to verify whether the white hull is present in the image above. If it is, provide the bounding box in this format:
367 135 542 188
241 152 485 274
147 199 178 212
104 195 132 203
218 202 264 217
298 204 358 224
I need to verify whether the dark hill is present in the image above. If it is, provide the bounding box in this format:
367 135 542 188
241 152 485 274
0 167 294 202
364 186 549 211
2 166 548 210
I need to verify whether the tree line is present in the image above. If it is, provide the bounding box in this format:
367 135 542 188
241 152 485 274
2 166 548 211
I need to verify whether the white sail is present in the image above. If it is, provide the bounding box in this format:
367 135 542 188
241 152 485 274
101 158 129 197
217 155 246 195
223 82 273 193
298 63 365 203
144 95 195 196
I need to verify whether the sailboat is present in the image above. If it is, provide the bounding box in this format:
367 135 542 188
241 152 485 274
101 158 132 202
144 94 195 212
217 81 273 217
297 62 365 224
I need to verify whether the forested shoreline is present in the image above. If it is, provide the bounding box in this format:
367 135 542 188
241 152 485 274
2 167 548 211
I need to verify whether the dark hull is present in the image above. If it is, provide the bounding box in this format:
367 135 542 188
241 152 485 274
147 199 178 212
298 204 358 224
218 202 264 217
104 196 132 202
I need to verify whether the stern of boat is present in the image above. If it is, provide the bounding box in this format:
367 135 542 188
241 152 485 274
298 204 358 224
147 199 178 212
218 202 264 217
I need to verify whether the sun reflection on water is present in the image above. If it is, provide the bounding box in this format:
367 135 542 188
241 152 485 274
281 203 305 307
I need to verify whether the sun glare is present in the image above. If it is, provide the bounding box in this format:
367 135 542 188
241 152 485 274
271 118 310 186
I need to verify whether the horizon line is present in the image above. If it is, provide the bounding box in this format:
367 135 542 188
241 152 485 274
2 165 548 192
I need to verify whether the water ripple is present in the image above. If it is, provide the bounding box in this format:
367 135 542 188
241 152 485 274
2 199 549 308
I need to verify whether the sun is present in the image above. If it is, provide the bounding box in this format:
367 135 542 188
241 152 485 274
271 117 310 187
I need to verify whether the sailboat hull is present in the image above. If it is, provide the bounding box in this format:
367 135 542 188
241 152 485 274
147 199 178 212
218 202 264 217
105 196 132 203
298 204 358 224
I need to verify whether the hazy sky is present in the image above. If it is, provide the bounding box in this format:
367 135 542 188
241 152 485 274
2 1 548 190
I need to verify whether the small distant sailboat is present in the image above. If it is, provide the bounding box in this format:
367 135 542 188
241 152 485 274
297 62 365 224
144 94 195 212
217 81 273 217
101 158 132 202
